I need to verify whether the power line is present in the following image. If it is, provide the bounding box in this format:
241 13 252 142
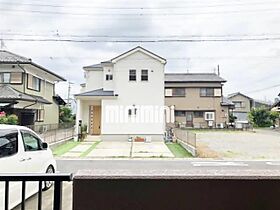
1 1 279 10
245 84 280 94
2 37 280 43
2 32 280 39
1 7 280 17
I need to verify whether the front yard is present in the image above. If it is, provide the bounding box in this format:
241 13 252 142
52 140 193 158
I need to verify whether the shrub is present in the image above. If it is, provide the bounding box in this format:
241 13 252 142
0 112 18 125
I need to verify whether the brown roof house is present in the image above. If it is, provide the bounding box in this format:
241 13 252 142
0 50 66 126
165 73 234 128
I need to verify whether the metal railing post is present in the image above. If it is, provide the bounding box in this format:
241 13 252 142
21 181 26 210
5 181 9 210
53 181 63 210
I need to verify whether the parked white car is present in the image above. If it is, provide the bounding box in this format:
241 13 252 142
0 125 57 209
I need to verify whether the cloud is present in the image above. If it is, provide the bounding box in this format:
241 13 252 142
1 0 280 101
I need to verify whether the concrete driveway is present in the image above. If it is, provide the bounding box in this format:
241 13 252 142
196 129 280 160
87 141 174 158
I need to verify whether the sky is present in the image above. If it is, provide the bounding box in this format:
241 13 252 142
0 0 280 103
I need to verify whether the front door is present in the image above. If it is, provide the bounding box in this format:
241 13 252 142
90 106 101 135
186 112 193 127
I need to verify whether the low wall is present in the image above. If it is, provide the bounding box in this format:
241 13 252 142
73 170 280 210
177 138 197 156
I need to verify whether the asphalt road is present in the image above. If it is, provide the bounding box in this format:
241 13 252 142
57 159 280 173
14 159 280 210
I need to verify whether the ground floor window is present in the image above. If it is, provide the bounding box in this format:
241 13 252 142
194 111 204 118
175 111 186 117
36 109 45 122
205 112 215 121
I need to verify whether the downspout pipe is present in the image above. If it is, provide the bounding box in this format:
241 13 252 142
23 100 38 109
17 63 26 94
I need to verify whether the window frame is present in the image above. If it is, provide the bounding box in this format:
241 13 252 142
21 130 43 152
36 109 45 122
0 129 19 158
141 69 149 81
105 74 113 81
0 72 23 84
200 88 215 97
204 112 215 121
194 111 204 118
172 88 186 97
129 69 137 81
175 110 186 117
27 74 41 92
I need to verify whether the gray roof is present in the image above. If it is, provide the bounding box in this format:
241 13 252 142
0 50 66 81
0 50 31 63
165 73 226 83
228 92 253 100
221 97 234 106
0 85 51 104
75 88 117 97
83 63 103 69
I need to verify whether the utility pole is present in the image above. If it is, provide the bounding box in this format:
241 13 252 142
67 82 73 107
217 64 220 76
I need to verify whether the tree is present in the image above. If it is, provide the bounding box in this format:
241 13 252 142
59 106 75 123
270 111 280 125
248 108 278 127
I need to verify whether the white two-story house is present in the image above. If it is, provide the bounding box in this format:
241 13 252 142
75 46 166 141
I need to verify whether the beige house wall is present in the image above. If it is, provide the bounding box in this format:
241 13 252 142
165 82 229 128
0 63 61 125
229 94 251 113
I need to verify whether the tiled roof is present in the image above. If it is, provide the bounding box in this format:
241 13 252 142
165 73 226 83
0 50 66 81
0 85 51 104
75 88 117 97
221 97 234 106
0 50 31 63
227 92 253 100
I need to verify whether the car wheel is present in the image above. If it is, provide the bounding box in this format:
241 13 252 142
43 166 54 191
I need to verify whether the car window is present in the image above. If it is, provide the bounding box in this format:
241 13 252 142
21 130 42 152
0 129 18 158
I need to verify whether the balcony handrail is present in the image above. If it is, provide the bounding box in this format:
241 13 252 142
0 173 73 210
0 173 73 182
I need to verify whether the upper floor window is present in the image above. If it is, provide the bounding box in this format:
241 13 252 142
200 88 221 97
27 74 41 91
129 69 136 81
141 69 148 81
106 74 113 81
233 101 244 108
0 72 22 84
165 88 186 97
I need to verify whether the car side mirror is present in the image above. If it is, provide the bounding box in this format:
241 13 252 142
42 142 48 149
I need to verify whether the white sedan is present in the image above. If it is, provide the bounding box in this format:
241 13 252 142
0 125 57 209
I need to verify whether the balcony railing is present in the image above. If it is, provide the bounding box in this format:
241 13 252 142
0 173 73 210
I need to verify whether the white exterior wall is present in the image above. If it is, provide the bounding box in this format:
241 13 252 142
84 70 103 91
101 51 165 136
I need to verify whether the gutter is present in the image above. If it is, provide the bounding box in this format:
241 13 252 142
23 100 38 109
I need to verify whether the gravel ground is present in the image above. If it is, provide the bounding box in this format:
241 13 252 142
196 129 280 160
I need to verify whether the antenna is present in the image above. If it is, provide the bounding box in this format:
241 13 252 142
0 39 6 49
217 64 220 76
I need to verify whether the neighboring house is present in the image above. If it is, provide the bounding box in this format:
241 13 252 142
253 99 272 109
0 50 66 126
272 93 280 112
165 73 234 128
227 92 254 122
75 46 166 141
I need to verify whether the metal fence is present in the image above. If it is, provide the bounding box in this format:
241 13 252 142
26 123 75 144
0 173 72 210
174 128 196 148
